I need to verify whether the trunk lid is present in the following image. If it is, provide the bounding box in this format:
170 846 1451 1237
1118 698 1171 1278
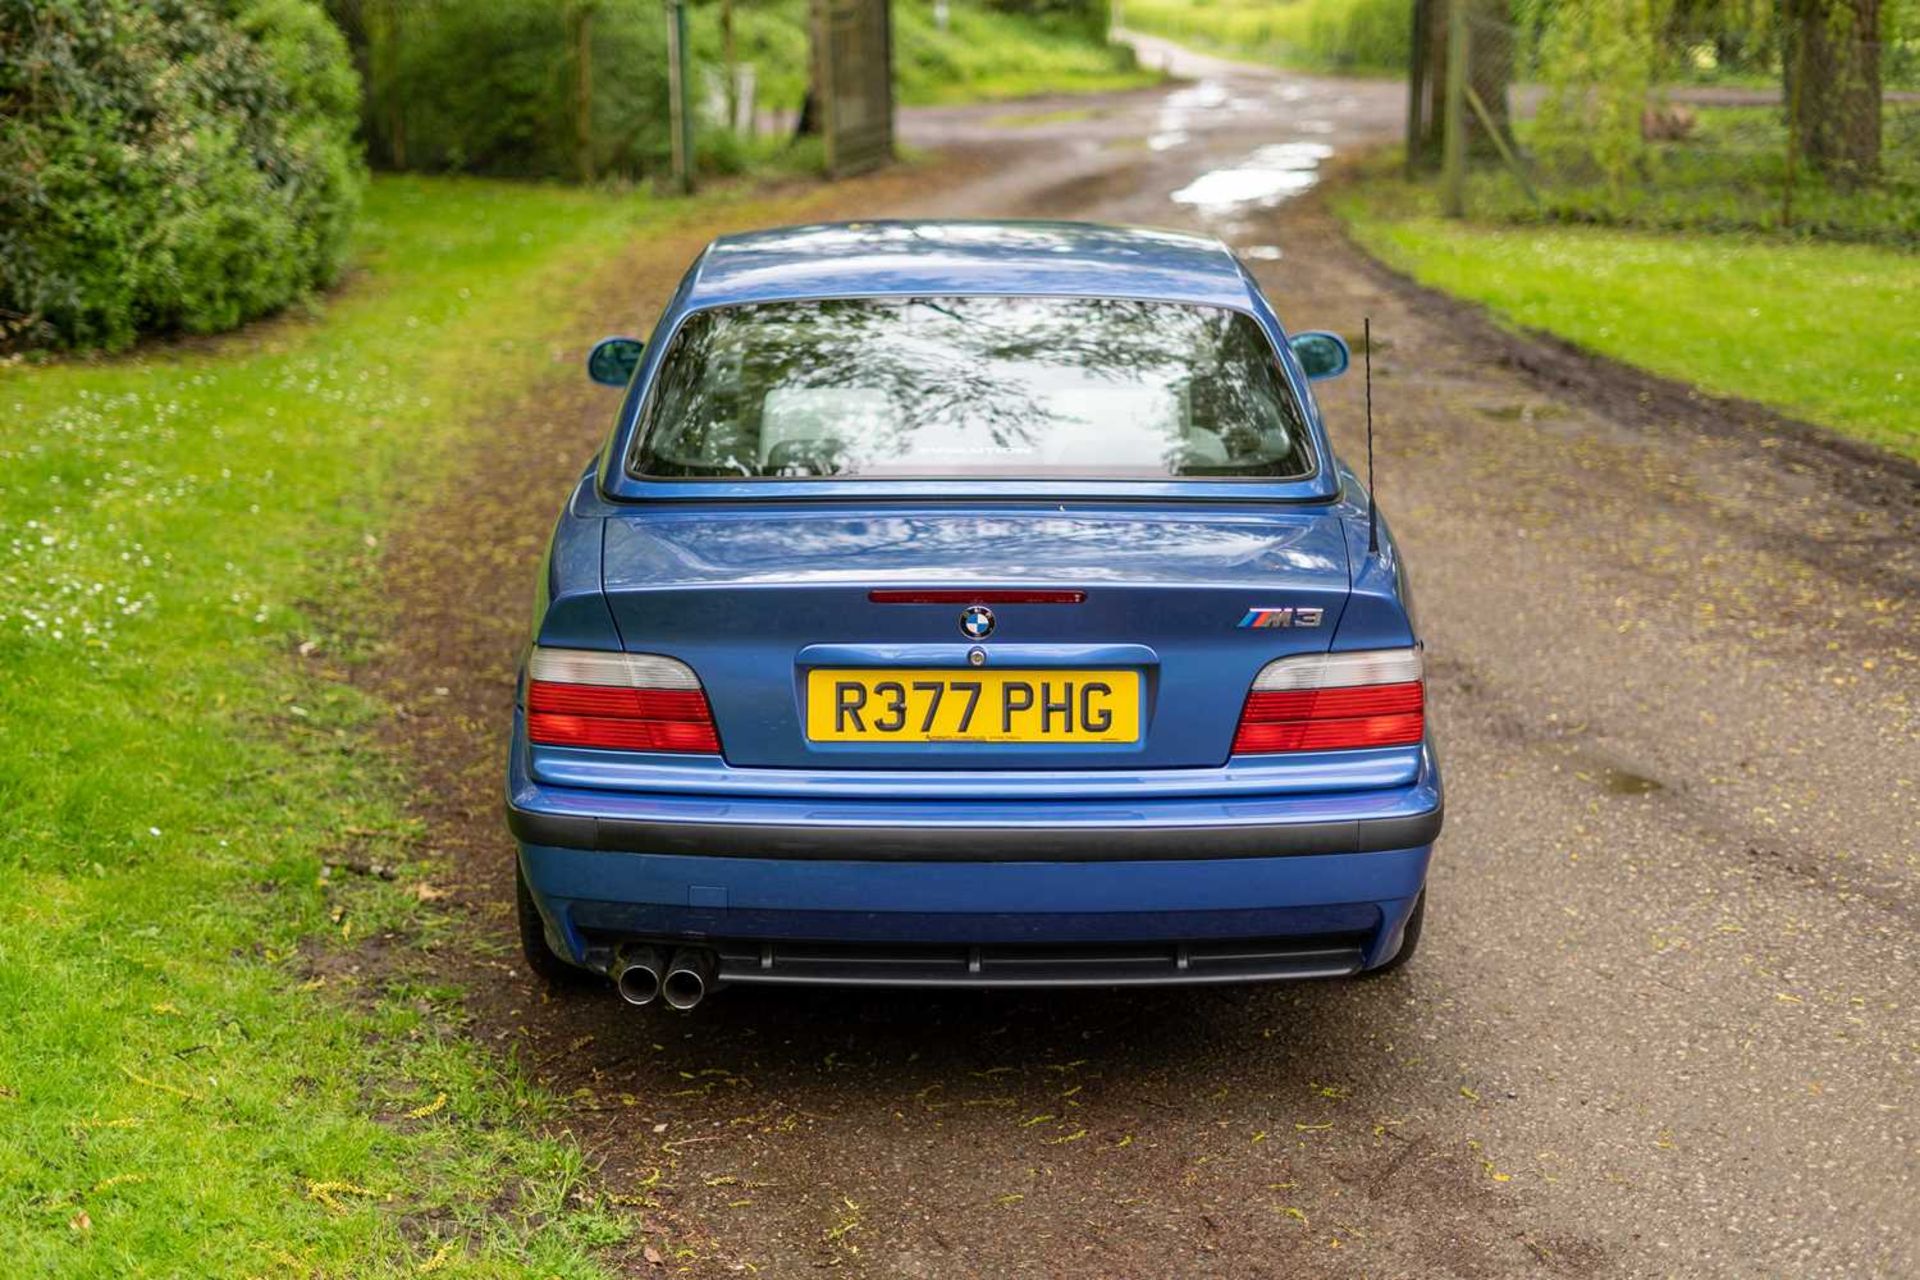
600 505 1351 769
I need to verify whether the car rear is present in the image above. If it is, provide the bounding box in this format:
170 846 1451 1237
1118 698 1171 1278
507 224 1441 1005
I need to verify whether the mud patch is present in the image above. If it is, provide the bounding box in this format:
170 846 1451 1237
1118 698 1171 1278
1598 767 1664 796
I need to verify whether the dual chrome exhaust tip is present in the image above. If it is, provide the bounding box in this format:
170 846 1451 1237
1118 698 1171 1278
610 945 715 1010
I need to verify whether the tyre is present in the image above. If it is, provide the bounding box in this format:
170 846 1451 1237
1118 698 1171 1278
1362 890 1425 977
516 859 598 988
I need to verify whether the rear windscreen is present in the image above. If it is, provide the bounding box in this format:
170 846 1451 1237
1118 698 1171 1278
629 296 1316 481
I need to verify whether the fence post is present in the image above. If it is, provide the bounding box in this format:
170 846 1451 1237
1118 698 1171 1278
374 0 407 169
665 0 694 193
1406 0 1428 175
722 0 739 133
1441 0 1468 217
574 3 595 183
1781 25 1803 229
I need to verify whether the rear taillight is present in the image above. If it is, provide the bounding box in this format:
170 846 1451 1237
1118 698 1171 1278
525 648 719 754
1232 647 1424 754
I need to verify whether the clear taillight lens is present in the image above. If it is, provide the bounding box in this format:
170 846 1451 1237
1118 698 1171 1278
1232 647 1424 754
525 648 719 754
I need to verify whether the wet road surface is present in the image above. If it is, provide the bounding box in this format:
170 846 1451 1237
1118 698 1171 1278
376 42 1918 1278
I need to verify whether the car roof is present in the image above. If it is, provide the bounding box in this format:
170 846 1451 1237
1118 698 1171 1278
681 220 1261 311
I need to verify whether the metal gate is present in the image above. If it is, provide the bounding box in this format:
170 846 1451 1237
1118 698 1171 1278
811 0 895 176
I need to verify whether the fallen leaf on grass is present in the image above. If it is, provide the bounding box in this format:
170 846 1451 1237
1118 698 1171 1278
305 1179 384 1214
415 1240 458 1274
119 1065 202 1102
404 1092 447 1120
608 1192 661 1209
91 1173 149 1193
69 1117 138 1133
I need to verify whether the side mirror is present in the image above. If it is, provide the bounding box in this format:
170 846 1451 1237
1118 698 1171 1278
1289 330 1350 381
587 336 645 386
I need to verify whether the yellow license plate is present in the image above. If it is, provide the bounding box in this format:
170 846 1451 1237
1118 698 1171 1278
805 669 1141 744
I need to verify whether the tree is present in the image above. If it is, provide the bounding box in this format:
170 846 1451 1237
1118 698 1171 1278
1531 0 1670 196
1784 0 1881 184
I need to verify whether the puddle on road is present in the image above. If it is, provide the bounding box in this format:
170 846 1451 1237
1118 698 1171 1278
1150 79 1226 151
1240 244 1284 260
1169 141 1334 214
1148 78 1267 153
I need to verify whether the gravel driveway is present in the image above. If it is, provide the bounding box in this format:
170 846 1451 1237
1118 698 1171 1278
370 44 1917 1276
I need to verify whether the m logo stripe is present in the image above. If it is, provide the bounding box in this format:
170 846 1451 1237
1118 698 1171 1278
1236 607 1325 629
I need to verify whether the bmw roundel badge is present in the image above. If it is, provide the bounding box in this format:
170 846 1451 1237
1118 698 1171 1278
959 605 995 640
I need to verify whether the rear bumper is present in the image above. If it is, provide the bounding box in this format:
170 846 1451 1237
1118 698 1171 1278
522 841 1432 980
508 740 1442 982
507 801 1439 860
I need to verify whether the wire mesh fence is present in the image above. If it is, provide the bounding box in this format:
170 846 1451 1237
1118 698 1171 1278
1415 0 1918 244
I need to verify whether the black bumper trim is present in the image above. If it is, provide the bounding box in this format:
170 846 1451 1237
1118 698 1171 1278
703 937 1369 986
506 802 1442 861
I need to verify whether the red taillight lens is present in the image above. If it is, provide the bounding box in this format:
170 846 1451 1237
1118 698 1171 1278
1232 648 1424 754
867 589 1087 605
525 648 719 755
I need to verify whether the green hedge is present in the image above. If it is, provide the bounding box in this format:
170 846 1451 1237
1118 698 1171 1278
1121 0 1409 75
982 0 1114 42
328 0 672 180
0 0 366 352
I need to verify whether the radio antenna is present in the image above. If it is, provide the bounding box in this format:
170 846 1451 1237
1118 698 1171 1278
1364 316 1379 557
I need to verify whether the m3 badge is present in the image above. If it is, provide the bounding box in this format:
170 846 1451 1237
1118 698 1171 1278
1237 606 1325 629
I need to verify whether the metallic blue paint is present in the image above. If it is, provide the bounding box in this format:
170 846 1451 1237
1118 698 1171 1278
522 842 1428 963
530 467 622 650
511 221 1442 988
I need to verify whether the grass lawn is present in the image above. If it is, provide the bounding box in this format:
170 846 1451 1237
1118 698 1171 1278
893 1 1161 106
0 175 759 1275
1338 179 1920 460
1119 0 1407 75
712 0 1160 114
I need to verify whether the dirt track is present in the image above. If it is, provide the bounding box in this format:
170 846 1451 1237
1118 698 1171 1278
367 42 1917 1278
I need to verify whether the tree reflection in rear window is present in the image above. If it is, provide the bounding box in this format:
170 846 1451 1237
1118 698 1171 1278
629 296 1316 480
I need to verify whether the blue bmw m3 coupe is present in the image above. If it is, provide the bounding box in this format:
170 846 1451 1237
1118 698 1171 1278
507 221 1442 1009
